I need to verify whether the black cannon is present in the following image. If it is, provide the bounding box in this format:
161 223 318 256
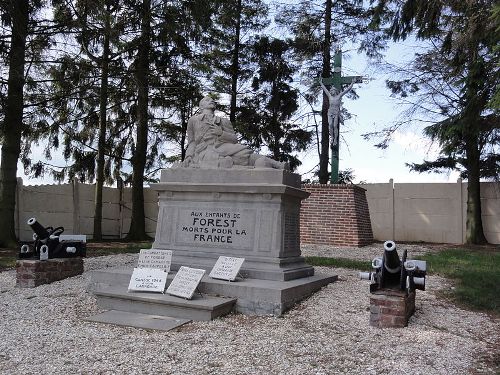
19 218 86 260
359 241 426 293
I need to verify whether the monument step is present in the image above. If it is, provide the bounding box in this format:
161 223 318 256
85 310 191 331
93 285 236 322
89 269 337 316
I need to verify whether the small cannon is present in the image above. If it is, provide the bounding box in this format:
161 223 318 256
19 218 86 260
359 241 426 293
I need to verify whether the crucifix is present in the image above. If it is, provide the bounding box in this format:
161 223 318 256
321 50 363 184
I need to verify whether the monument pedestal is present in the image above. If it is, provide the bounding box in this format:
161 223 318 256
90 268 336 316
150 168 314 282
89 168 337 320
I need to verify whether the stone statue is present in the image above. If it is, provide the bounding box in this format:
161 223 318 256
320 80 355 148
182 96 287 169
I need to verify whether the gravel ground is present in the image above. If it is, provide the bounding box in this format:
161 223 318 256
0 244 498 375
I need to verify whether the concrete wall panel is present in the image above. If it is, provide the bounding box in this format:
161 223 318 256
13 180 500 244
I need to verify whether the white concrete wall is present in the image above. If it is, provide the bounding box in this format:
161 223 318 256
15 178 500 244
120 187 158 239
15 179 158 241
363 180 500 244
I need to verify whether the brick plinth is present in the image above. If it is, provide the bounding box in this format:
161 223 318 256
16 258 84 288
300 184 373 246
369 289 416 328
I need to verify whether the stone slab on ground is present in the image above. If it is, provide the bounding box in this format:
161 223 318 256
94 285 236 321
85 310 191 331
89 268 337 316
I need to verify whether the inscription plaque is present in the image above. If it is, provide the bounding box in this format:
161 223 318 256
138 249 172 272
175 208 255 250
209 256 245 281
166 266 205 299
128 268 168 293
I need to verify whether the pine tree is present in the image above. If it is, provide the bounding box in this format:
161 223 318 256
203 0 268 122
372 0 499 244
45 0 130 240
0 0 58 246
238 36 311 170
0 0 29 247
124 0 216 239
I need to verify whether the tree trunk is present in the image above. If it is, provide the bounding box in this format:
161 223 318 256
127 0 151 240
464 134 487 244
463 47 488 245
318 0 332 184
93 4 111 241
180 109 187 160
0 0 29 247
229 0 242 123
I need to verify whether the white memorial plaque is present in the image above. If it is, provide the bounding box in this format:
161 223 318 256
209 256 245 281
128 268 168 293
166 266 205 299
138 249 172 272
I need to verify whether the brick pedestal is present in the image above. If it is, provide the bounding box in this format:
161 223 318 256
300 184 373 246
16 258 84 288
370 289 416 328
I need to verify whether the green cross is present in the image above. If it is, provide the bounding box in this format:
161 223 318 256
322 50 362 184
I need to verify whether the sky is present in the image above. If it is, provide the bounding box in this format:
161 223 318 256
295 40 461 184
13 38 461 186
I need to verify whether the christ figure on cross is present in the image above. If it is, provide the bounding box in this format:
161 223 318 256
320 80 356 150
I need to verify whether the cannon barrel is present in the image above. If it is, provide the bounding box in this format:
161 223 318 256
27 218 50 240
383 240 400 273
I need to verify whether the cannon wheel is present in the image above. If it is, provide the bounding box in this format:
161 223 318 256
400 249 408 291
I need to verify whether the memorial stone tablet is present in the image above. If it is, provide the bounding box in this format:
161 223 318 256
128 268 168 293
209 256 245 281
166 266 205 299
138 249 172 272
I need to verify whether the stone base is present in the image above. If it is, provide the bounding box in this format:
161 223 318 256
301 184 374 246
89 268 337 316
369 289 416 328
16 258 84 288
85 310 191 332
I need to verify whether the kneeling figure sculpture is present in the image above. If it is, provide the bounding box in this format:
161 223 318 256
181 96 288 170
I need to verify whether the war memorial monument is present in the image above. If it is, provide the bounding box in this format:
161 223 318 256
89 96 336 329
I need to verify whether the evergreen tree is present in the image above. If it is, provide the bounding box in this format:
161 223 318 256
47 0 213 240
371 0 499 244
203 0 268 122
0 0 57 247
123 0 215 239
47 0 126 240
238 36 311 170
0 0 29 247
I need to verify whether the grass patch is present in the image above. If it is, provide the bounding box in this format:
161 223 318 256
0 256 16 269
305 256 372 271
420 248 500 315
